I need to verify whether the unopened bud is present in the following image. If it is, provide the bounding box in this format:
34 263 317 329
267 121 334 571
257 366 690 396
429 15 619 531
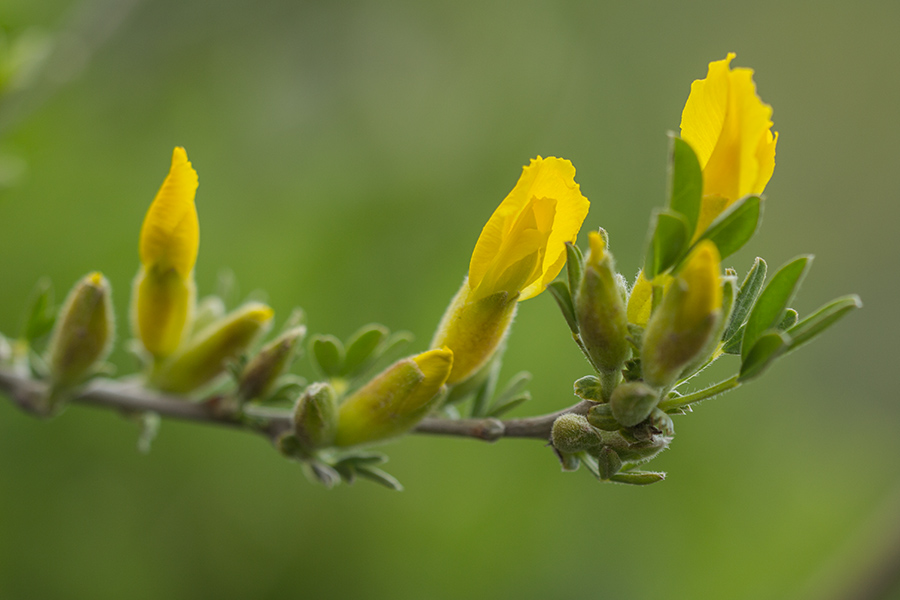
641 241 723 388
238 326 306 401
335 348 453 446
151 302 273 394
292 382 338 450
586 402 621 431
595 446 622 480
599 429 671 464
551 413 602 454
575 231 631 378
46 272 114 389
610 381 659 427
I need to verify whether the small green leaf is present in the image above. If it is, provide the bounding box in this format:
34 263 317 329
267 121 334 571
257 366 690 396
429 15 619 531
778 308 799 331
487 392 530 418
723 257 767 344
378 331 414 362
609 471 666 485
698 195 763 259
739 331 789 382
22 278 55 343
342 324 388 376
494 371 532 407
565 241 584 294
721 324 744 355
470 359 501 418
334 451 388 468
667 136 702 236
644 209 689 278
547 280 578 334
310 335 344 377
742 256 812 362
355 466 404 491
785 295 862 352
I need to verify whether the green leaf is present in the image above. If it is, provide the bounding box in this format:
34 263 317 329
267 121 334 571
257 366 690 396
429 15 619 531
342 324 388 376
739 331 789 382
355 466 404 491
742 256 812 362
644 209 689 278
723 257 767 345
785 295 862 352
22 277 55 343
667 136 702 236
721 324 744 355
778 308 799 331
470 359 501 418
565 241 584 294
698 195 763 259
310 334 344 377
487 392 530 418
547 280 578 334
609 471 666 485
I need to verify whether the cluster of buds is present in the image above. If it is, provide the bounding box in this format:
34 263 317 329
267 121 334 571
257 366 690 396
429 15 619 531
546 54 858 484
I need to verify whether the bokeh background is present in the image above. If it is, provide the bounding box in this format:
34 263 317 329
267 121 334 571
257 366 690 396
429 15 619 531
1 1 898 599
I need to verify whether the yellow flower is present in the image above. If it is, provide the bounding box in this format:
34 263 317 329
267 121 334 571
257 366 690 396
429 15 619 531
432 157 589 385
468 157 590 302
335 348 454 446
131 147 199 358
681 53 778 234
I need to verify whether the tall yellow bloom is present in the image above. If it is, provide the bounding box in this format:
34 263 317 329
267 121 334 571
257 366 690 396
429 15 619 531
432 157 589 384
132 147 199 359
681 53 778 234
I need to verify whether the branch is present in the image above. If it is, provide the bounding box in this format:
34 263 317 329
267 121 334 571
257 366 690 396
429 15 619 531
0 366 591 444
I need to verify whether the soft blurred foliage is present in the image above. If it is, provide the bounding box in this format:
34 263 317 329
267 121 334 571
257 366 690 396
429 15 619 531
1 1 898 599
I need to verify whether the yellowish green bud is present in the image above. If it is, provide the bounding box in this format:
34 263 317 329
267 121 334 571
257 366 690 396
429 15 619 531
46 272 114 389
238 325 306 401
151 302 274 394
430 283 516 385
609 381 659 427
131 147 200 359
575 231 631 378
641 241 723 388
335 348 453 447
292 382 338 450
551 413 602 454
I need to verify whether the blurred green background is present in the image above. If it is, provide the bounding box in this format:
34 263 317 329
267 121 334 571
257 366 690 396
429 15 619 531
1 1 898 599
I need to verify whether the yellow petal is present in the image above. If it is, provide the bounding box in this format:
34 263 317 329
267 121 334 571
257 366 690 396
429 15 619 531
468 157 589 302
139 147 199 278
627 271 654 327
680 54 777 224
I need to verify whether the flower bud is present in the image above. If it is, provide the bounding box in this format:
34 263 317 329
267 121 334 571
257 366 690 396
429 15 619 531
238 325 306 401
586 403 620 432
335 348 453 447
575 231 631 379
598 428 671 465
151 302 273 394
641 241 723 389
431 157 589 385
292 382 338 450
609 381 659 427
46 272 114 388
131 147 199 359
551 413 602 454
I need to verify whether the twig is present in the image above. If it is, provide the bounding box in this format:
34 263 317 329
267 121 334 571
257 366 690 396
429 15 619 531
0 366 591 444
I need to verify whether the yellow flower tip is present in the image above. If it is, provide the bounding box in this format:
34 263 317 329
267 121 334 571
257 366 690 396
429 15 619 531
139 147 200 278
680 240 723 316
467 156 590 302
241 303 275 324
412 347 454 384
680 54 777 216
87 272 104 287
586 230 606 265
